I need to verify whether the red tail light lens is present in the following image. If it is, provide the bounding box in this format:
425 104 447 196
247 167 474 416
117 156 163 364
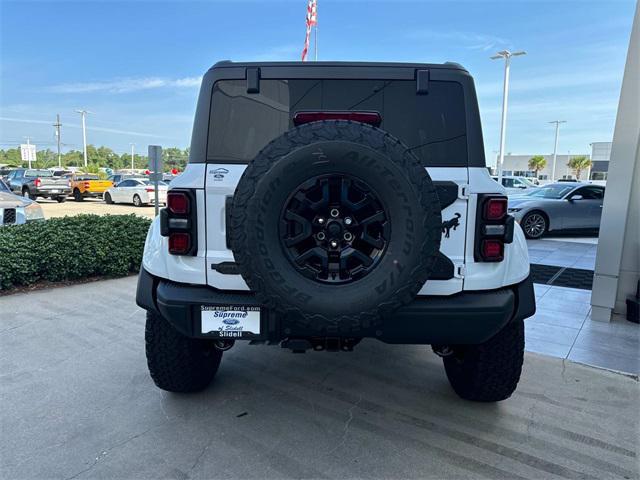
168 233 191 254
34 178 41 187
481 239 504 261
145 187 154 193
484 198 507 220
84 181 90 188
293 111 382 127
167 192 189 214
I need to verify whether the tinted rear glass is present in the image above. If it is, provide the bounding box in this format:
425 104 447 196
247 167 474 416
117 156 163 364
208 79 467 166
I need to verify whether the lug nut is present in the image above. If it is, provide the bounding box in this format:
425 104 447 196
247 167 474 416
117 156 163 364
344 217 353 225
330 240 338 248
317 232 326 240
344 232 353 241
330 209 340 218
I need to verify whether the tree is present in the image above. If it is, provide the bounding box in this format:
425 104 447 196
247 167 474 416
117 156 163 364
528 155 547 178
567 156 592 180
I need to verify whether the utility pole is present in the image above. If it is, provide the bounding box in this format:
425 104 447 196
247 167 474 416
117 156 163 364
549 120 566 182
491 50 526 184
75 109 91 168
53 114 62 168
130 143 135 172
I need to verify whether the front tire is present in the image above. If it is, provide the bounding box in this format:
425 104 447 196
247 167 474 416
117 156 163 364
73 189 84 202
145 312 223 393
521 211 547 239
443 320 524 402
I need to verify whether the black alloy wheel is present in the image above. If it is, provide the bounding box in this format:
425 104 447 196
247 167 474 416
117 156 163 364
280 174 389 284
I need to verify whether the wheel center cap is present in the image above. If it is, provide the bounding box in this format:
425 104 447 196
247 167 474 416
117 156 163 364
327 221 342 237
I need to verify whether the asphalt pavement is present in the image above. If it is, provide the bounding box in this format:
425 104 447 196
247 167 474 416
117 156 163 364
1 276 638 479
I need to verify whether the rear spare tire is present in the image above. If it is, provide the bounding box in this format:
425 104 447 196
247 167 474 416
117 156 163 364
229 120 442 333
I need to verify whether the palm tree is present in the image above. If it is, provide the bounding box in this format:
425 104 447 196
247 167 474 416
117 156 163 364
528 155 547 179
567 156 592 180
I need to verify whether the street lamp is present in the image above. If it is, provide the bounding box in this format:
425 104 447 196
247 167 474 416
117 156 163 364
75 109 92 167
491 50 526 183
130 143 135 172
549 120 567 181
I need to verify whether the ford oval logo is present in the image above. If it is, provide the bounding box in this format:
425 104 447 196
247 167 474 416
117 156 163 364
223 318 240 325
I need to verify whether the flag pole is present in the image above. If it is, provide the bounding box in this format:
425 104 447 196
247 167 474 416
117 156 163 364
314 26 318 61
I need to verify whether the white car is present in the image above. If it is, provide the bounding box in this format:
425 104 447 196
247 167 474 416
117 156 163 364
103 178 168 207
0 179 45 225
491 176 539 195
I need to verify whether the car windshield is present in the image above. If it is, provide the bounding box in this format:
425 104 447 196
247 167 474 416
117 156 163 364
519 178 537 187
525 184 574 199
25 169 53 177
0 179 9 192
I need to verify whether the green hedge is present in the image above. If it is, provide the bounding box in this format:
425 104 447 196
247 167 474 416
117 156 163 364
0 214 151 290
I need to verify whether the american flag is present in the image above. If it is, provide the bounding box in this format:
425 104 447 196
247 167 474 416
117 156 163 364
301 0 317 62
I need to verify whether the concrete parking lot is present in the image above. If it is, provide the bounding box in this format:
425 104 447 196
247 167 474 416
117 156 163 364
1 276 638 479
37 197 157 220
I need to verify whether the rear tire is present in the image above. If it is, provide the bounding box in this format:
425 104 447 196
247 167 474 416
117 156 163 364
145 312 223 393
22 188 36 201
443 320 524 402
56 196 66 203
133 194 143 207
104 192 114 204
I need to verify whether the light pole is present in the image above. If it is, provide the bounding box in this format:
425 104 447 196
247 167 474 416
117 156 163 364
549 120 566 181
491 50 526 184
75 109 91 167
130 143 135 172
53 114 62 168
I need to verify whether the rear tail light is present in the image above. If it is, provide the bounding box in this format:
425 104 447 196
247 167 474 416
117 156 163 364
167 192 189 214
483 197 507 220
145 187 154 193
34 178 41 187
481 240 504 261
84 181 90 189
293 111 382 127
168 233 191 254
160 189 197 256
475 194 513 263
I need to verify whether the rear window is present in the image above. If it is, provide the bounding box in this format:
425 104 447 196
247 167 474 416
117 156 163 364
208 79 467 167
25 169 53 177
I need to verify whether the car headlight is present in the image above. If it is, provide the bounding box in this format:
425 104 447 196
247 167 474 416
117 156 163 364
24 203 45 221
508 207 522 213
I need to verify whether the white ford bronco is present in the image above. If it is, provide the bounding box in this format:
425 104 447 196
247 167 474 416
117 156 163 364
136 61 535 402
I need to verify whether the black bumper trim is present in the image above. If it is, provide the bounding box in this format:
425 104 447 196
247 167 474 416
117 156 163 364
136 268 535 345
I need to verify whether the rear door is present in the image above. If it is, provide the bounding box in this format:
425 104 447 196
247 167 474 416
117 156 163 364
204 74 470 295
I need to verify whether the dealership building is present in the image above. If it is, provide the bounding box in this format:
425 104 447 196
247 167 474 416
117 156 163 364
495 141 612 182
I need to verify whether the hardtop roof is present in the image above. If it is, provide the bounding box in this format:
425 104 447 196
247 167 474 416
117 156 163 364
208 60 467 72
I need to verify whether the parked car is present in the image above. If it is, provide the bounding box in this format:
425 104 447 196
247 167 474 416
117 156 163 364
491 176 539 195
66 173 113 201
5 168 71 202
0 179 45 225
508 183 605 239
107 173 144 186
103 178 168 206
136 60 536 402
0 166 16 181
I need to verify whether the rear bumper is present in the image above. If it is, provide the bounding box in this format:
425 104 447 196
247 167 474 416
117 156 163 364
136 268 535 345
37 188 71 197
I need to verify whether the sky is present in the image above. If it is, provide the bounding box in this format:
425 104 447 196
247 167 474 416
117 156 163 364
0 0 635 166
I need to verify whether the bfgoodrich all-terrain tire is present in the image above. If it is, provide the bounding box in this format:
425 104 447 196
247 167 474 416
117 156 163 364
443 320 525 402
145 312 223 393
229 120 442 334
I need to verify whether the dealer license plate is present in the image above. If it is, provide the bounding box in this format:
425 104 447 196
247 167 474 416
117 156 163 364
201 305 261 337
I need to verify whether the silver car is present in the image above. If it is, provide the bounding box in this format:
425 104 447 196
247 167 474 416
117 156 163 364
0 179 45 225
508 183 604 239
